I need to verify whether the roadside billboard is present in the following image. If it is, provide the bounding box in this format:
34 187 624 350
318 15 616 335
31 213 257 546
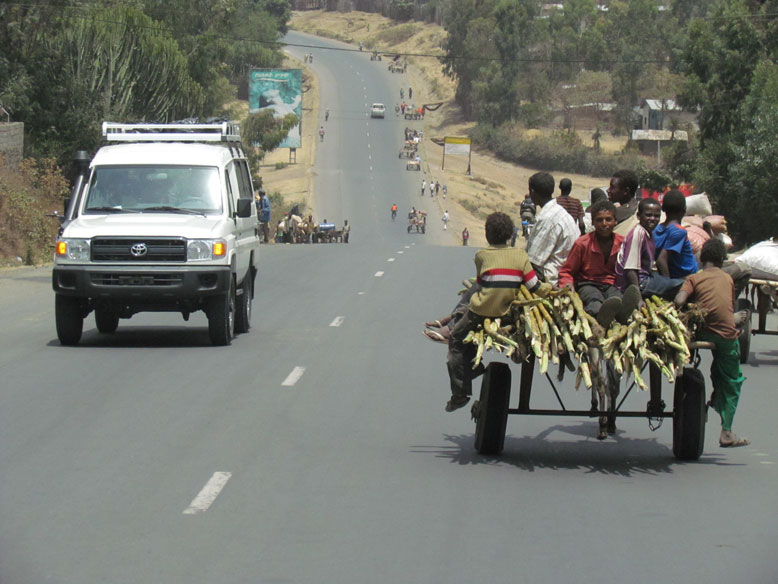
442 136 472 173
443 136 471 156
249 69 302 148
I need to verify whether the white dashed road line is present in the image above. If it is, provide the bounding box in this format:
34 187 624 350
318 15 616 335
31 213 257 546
330 316 345 327
183 472 232 515
375 271 384 277
282 366 306 387
387 258 395 262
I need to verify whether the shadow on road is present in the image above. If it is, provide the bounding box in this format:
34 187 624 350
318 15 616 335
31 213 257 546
747 349 778 367
46 327 223 348
412 420 739 476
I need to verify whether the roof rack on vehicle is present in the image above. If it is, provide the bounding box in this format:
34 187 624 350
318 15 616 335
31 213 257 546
102 122 242 143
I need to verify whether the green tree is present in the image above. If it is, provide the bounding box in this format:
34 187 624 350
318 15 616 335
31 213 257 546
241 110 299 177
0 0 288 161
727 62 778 242
605 0 667 132
673 0 778 243
442 0 497 118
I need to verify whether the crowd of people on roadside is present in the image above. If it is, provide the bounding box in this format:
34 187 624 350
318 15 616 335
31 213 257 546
425 169 751 448
255 193 350 244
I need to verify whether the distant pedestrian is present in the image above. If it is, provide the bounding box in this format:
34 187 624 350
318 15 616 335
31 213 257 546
429 180 436 196
400 88 404 99
256 189 271 243
442 210 449 230
408 86 413 99
421 179 426 196
556 177 585 234
510 225 519 247
435 182 440 197
462 227 469 246
442 184 447 199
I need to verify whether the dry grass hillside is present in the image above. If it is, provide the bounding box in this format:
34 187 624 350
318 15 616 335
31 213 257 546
264 10 617 247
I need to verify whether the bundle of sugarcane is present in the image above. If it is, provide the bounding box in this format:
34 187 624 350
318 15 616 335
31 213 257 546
464 285 605 388
464 288 703 390
599 296 687 388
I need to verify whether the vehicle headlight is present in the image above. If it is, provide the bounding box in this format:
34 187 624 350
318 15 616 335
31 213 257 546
56 238 91 261
187 239 226 261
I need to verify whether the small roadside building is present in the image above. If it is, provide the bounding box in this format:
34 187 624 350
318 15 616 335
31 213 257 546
636 99 696 131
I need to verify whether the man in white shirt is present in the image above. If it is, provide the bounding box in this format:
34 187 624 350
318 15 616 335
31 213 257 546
525 171 580 285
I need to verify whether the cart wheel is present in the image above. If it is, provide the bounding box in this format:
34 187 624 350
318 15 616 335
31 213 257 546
473 362 511 455
735 298 752 364
672 366 706 461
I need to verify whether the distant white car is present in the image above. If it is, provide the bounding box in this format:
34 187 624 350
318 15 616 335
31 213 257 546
370 103 386 119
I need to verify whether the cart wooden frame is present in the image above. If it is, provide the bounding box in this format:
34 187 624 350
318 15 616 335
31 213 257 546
471 341 712 461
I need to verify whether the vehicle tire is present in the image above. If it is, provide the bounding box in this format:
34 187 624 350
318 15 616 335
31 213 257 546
473 362 512 455
208 278 235 346
672 366 706 461
95 308 119 334
55 294 83 346
735 298 752 364
234 270 253 334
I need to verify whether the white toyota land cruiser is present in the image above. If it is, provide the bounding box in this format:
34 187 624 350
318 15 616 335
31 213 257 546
52 122 260 346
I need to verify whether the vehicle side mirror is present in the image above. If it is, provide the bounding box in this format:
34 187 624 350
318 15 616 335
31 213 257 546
236 198 253 218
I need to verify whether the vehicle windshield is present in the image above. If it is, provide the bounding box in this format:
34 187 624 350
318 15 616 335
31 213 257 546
83 165 222 215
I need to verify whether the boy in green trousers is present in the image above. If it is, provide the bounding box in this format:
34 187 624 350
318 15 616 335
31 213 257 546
674 238 750 447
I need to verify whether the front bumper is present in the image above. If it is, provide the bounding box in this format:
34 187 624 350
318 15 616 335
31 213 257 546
52 264 231 303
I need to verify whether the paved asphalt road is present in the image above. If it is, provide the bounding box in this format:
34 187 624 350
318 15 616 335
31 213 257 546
0 31 776 584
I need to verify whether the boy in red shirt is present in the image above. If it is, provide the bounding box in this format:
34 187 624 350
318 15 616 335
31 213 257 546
674 238 749 447
558 200 640 326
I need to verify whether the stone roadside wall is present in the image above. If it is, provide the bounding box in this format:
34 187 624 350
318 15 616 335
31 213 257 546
0 122 24 166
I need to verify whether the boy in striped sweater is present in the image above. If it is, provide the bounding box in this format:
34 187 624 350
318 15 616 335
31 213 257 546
445 212 546 412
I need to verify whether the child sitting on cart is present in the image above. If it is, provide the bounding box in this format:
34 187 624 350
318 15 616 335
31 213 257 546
558 200 641 327
674 238 750 447
445 212 549 412
654 190 699 279
615 197 686 300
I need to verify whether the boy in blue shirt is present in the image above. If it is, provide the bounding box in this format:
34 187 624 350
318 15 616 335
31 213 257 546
654 190 698 279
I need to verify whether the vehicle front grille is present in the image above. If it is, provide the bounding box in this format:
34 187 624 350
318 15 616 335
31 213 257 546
91 237 187 262
90 273 184 286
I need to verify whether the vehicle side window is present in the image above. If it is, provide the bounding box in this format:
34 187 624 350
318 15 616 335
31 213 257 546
225 168 236 216
236 160 253 199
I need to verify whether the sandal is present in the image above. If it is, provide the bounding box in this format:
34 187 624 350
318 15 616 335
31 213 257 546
423 329 448 343
424 319 443 328
720 436 751 448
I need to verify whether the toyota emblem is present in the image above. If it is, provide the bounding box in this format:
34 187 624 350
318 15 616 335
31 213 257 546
130 243 148 257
